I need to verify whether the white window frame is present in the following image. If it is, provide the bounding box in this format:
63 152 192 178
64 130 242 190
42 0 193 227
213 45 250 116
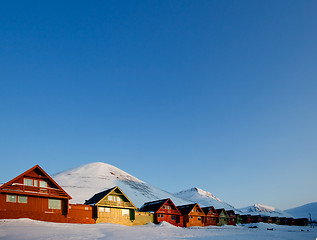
48 199 61 210
18 196 28 203
6 194 17 203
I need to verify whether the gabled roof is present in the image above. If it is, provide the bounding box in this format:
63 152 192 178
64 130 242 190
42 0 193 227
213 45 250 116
0 165 71 199
216 208 228 216
226 210 236 215
139 198 181 214
177 203 205 216
85 186 137 209
201 206 218 215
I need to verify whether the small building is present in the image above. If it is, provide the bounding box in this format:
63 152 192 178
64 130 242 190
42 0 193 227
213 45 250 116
261 216 272 223
202 206 218 226
226 210 237 225
240 214 253 224
270 217 279 224
294 218 308 226
251 215 263 223
177 203 206 227
85 186 139 226
139 198 183 227
236 214 243 224
0 165 72 223
216 209 229 226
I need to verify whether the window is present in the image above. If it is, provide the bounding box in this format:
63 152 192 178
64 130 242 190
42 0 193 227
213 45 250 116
158 214 164 218
6 194 16 203
190 216 193 219
122 209 129 216
198 217 201 221
99 207 105 212
34 180 38 187
39 181 47 188
105 208 110 213
207 217 209 220
49 199 61 209
117 197 121 202
24 178 33 186
171 215 175 220
18 196 27 203
108 196 113 201
85 207 89 210
162 206 166 209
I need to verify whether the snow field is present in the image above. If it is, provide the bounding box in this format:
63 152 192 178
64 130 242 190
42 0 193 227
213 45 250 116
0 219 316 240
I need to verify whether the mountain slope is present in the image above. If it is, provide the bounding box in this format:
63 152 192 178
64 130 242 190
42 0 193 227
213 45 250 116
239 204 292 217
285 202 317 220
174 187 239 212
53 162 191 208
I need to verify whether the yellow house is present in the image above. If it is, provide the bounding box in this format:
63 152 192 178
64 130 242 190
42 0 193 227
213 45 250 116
85 186 153 226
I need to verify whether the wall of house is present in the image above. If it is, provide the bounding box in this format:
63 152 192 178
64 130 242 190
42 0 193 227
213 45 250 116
0 193 68 223
204 216 218 226
133 211 154 225
184 214 204 227
67 204 95 224
95 207 134 226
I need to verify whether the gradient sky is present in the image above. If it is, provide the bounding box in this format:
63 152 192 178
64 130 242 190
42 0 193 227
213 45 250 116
1 0 316 210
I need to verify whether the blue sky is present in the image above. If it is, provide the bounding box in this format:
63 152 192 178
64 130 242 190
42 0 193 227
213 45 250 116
1 0 316 210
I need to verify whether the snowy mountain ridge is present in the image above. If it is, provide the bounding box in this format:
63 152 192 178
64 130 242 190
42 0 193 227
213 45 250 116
174 187 240 212
239 204 292 217
285 202 317 220
53 162 192 208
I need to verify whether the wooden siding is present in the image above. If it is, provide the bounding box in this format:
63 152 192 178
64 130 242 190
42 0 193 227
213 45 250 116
95 206 134 226
0 193 68 223
133 211 154 225
67 204 95 224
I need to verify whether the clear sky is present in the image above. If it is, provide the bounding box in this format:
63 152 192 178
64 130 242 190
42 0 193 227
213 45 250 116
1 0 316 210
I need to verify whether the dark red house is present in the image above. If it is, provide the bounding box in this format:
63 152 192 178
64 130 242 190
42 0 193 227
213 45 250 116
0 165 71 223
226 210 237 225
0 165 95 224
201 206 218 226
139 198 183 227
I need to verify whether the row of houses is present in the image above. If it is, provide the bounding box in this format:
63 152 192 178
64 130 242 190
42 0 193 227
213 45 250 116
0 165 308 227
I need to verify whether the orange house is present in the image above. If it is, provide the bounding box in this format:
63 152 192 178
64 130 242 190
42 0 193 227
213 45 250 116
177 203 206 227
202 206 219 226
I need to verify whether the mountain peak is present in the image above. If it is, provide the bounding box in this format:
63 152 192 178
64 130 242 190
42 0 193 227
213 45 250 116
174 187 238 211
239 203 292 217
53 162 191 208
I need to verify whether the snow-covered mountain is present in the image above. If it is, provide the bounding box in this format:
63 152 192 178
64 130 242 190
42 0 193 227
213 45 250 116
285 202 317 221
174 187 240 212
53 162 191 208
239 204 292 217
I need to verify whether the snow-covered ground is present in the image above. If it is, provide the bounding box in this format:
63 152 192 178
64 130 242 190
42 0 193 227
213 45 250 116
0 219 316 240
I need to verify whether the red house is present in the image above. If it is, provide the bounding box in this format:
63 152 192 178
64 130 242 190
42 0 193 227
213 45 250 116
0 165 95 224
226 210 237 225
202 206 219 226
139 198 183 227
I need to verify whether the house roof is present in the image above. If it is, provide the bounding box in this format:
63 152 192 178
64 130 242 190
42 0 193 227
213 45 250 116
216 208 228 216
85 187 116 205
0 165 71 199
84 186 137 209
177 203 205 216
201 206 217 215
139 198 170 212
177 204 197 215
